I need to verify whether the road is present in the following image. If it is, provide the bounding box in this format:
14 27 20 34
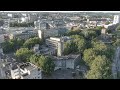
112 47 120 79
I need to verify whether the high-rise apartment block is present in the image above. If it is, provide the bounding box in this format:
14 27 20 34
46 37 64 56
113 15 120 24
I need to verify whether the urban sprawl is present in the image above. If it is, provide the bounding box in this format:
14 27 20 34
0 12 120 79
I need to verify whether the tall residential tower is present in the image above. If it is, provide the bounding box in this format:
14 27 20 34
113 15 120 24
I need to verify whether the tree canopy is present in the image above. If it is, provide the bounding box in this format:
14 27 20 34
116 24 120 31
29 54 55 75
64 35 86 55
2 38 25 53
66 29 82 36
92 41 107 55
113 39 120 47
63 40 77 55
83 40 114 79
91 41 115 60
83 48 96 66
23 37 43 49
86 55 112 79
81 29 97 41
15 48 34 62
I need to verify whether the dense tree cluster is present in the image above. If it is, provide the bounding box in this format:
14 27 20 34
15 48 34 62
83 48 96 66
86 55 112 79
63 35 86 55
29 54 55 75
105 21 110 25
23 37 43 49
9 22 34 27
83 40 114 79
66 29 82 36
2 39 25 53
116 24 120 31
81 28 101 41
92 41 115 60
2 37 43 53
113 39 120 46
66 26 102 40
64 27 114 79
64 27 102 55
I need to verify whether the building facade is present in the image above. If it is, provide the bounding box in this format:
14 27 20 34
113 15 120 24
53 54 81 70
0 35 5 44
9 32 37 40
46 37 64 56
38 29 58 39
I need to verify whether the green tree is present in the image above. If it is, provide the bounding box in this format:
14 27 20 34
63 41 71 55
83 48 96 66
105 21 110 25
11 38 25 50
70 35 84 40
66 29 82 36
64 35 86 55
95 26 103 30
2 41 14 53
92 41 114 60
92 41 107 55
116 24 120 31
63 40 77 55
86 69 102 79
75 38 86 53
29 54 40 66
15 48 34 62
113 39 120 46
82 29 97 40
29 55 55 75
93 28 102 36
2 38 25 53
106 29 112 34
23 37 42 49
104 45 115 60
39 56 55 75
86 55 112 79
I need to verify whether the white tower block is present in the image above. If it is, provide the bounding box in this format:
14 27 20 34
113 15 120 24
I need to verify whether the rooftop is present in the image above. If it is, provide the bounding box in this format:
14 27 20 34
19 62 37 71
39 46 56 53
53 54 80 61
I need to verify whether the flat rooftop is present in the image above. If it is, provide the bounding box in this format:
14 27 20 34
53 54 80 61
19 63 37 71
40 45 56 50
